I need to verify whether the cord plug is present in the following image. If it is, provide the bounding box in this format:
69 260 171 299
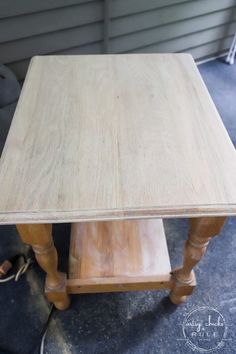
0 260 13 278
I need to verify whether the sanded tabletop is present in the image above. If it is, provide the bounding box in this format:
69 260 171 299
0 54 236 224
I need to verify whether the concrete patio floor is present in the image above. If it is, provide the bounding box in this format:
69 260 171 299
0 57 236 354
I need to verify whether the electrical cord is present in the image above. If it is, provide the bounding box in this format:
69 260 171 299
40 331 47 354
0 253 56 354
40 305 55 354
0 257 33 283
0 254 33 283
0 305 55 354
28 304 55 354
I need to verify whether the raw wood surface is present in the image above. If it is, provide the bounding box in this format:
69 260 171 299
0 54 236 224
16 223 70 309
67 276 173 294
68 219 172 293
169 216 226 304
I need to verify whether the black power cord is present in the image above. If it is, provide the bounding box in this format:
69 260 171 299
30 305 55 354
0 305 55 354
0 252 56 354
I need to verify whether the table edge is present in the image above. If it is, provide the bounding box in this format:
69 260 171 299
0 204 236 224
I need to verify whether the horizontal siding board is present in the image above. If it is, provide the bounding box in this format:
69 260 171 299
110 18 236 53
1 0 235 79
0 0 96 19
110 0 236 19
8 37 232 81
0 1 103 43
7 60 34 80
0 22 103 64
110 0 189 18
59 41 103 54
111 7 236 38
128 24 235 54
189 37 233 59
8 41 103 80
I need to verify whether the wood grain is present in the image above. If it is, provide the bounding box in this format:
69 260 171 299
68 219 172 293
16 223 70 309
0 54 236 224
169 216 226 304
67 277 173 294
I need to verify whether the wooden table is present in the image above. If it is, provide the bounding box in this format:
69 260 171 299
0 54 236 310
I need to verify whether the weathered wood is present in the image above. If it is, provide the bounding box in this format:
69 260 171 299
0 54 236 224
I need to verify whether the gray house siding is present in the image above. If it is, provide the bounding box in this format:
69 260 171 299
0 0 236 80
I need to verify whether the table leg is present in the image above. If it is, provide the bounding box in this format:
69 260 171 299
16 224 70 310
169 216 226 304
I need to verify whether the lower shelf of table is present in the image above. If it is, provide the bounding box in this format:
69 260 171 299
67 219 173 294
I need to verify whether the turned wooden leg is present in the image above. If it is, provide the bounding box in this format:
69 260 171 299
16 224 70 310
169 217 226 304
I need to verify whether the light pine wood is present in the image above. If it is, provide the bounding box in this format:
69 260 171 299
68 219 172 293
67 276 173 294
0 54 236 224
16 224 70 310
169 216 226 304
